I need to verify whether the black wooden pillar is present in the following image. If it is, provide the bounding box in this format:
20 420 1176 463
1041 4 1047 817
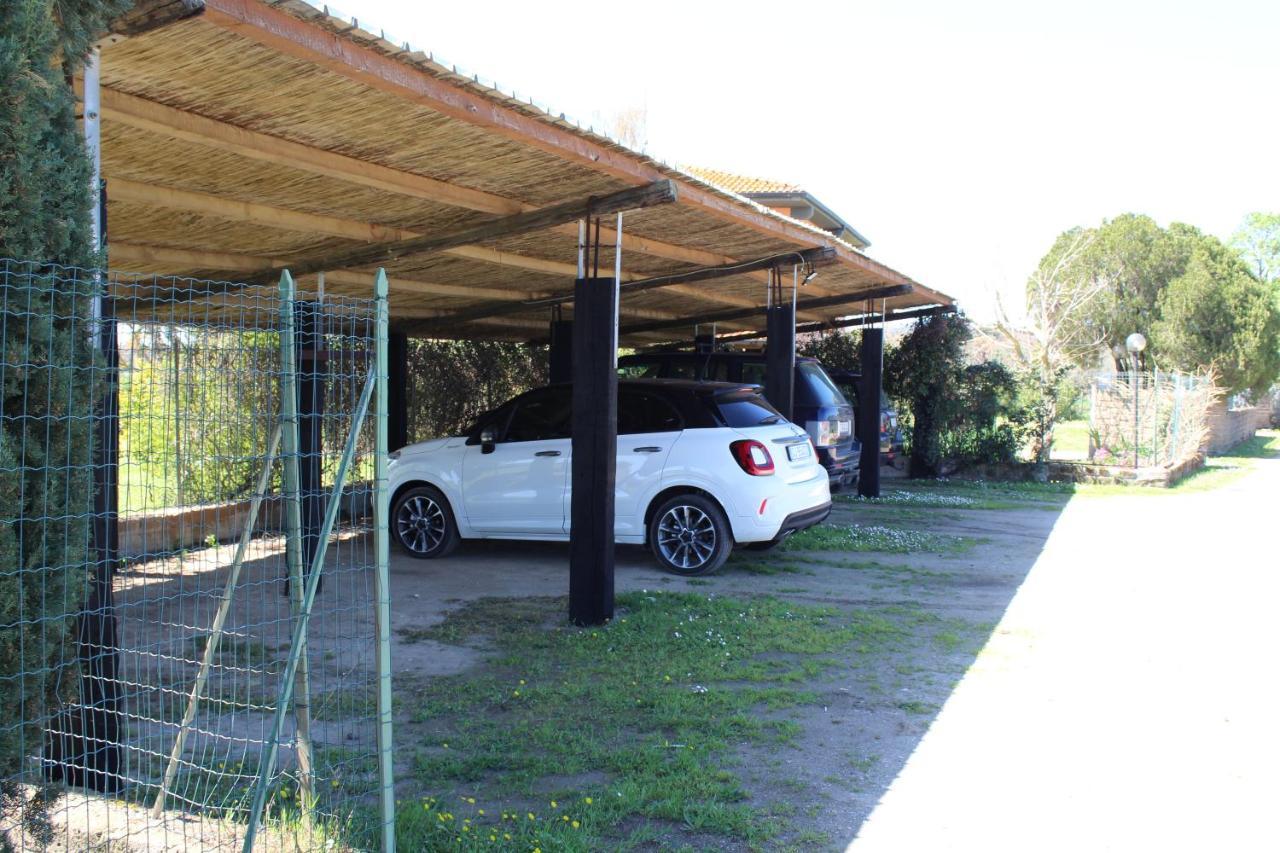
568 277 618 626
59 272 124 792
858 327 884 498
388 332 409 451
548 318 573 384
295 301 326 590
764 301 796 421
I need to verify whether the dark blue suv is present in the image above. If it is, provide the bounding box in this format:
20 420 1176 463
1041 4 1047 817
618 351 860 490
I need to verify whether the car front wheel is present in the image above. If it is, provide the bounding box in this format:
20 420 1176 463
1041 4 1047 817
392 484 460 559
647 493 732 576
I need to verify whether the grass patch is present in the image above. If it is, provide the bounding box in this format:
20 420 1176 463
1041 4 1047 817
783 522 974 554
386 591 907 850
1051 419 1090 458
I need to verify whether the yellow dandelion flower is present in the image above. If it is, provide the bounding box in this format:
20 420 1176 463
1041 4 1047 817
550 800 558 809
504 833 512 841
572 820 580 829
527 812 535 820
584 797 593 805
478 809 485 815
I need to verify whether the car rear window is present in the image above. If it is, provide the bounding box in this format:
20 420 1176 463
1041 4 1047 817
796 361 850 407
712 390 785 427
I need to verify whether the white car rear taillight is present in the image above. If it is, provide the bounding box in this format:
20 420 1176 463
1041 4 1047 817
730 439 775 476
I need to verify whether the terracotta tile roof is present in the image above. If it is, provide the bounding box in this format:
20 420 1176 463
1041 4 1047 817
683 167 802 196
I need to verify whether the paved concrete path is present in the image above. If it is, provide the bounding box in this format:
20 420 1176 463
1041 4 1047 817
849 455 1280 852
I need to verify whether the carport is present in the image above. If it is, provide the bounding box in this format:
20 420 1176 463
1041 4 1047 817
88 0 955 627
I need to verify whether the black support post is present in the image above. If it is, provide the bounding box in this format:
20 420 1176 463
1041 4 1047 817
548 318 573 384
568 277 618 626
388 332 409 451
58 282 124 792
858 327 884 498
295 301 325 592
764 302 796 421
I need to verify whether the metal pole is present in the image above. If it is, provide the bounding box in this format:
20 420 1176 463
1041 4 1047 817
1133 358 1140 468
243 358 377 852
372 270 397 853
278 272 315 828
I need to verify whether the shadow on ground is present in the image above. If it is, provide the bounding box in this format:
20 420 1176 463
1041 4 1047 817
383 482 1073 850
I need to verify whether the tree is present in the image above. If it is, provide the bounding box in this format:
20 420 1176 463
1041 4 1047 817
1035 215 1208 366
884 314 971 477
798 329 861 376
1152 242 1280 396
997 229 1105 461
1231 212 1280 283
1 0 128 840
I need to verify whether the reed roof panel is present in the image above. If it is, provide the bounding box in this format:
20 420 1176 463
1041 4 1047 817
95 0 953 343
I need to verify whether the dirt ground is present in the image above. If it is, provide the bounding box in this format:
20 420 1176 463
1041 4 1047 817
383 445 1279 851
23 442 1274 851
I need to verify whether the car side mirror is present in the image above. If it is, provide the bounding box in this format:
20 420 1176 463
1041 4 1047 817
480 425 497 454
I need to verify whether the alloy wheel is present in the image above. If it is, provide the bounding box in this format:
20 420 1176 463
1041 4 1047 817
396 494 446 555
656 504 717 570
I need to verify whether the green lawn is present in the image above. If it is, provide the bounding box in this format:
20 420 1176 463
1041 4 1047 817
1051 419 1091 458
869 430 1279 504
385 591 937 851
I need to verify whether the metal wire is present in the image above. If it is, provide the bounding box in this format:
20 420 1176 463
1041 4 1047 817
0 259 389 851
1086 369 1212 467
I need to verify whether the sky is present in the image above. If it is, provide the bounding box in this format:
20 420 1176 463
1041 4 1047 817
348 0 1280 321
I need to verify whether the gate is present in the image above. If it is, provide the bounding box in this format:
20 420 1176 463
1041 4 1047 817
0 261 394 851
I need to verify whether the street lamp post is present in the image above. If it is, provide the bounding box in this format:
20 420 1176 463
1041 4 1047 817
1126 333 1147 468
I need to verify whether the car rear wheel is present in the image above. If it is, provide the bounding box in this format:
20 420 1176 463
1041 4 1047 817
648 493 732 576
392 484 460 559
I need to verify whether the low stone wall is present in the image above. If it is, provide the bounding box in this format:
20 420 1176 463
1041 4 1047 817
1203 401 1271 454
1048 453 1205 488
119 483 373 559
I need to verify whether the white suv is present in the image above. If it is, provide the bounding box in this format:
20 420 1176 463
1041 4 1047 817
388 379 831 575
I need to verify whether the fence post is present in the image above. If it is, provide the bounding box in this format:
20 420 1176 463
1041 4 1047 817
244 320 378 852
280 272 317 826
373 270 397 853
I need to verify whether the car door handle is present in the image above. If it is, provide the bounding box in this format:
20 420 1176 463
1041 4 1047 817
534 450 562 457
633 446 663 453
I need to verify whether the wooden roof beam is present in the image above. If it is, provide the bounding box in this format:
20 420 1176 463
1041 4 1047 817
618 284 914 337
211 179 679 287
107 241 747 326
108 182 805 314
110 242 548 302
410 248 837 334
97 86 847 295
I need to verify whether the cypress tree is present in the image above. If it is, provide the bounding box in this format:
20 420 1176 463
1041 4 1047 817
1 0 130 839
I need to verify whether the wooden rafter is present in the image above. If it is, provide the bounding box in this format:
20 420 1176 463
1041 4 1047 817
409 247 838 332
98 86 788 285
196 179 679 287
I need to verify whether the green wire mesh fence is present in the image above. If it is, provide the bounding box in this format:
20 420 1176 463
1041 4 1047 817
1086 369 1213 468
0 260 393 851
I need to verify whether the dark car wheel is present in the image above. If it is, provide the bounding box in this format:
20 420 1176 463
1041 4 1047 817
392 484 460 559
648 493 732 576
